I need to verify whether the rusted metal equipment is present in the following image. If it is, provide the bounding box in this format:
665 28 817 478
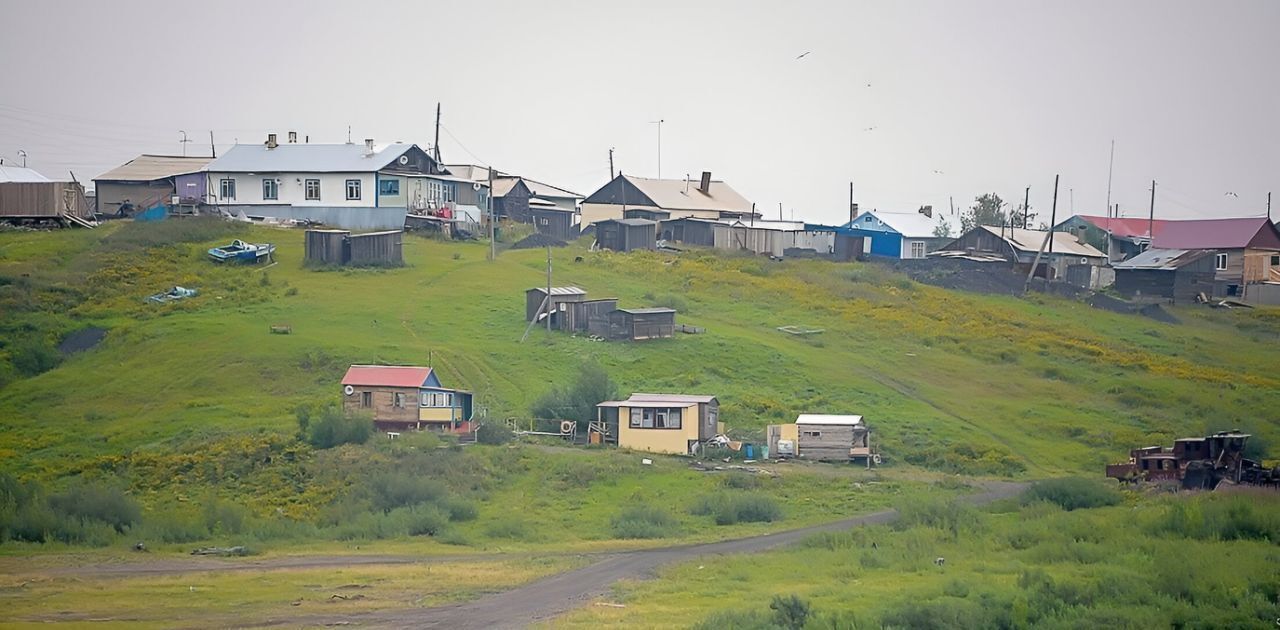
1106 431 1278 489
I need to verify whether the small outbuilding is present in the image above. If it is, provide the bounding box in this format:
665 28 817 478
603 307 676 341
304 229 403 267
595 393 722 455
767 414 875 466
525 286 588 322
594 218 657 252
1112 248 1217 304
341 365 473 432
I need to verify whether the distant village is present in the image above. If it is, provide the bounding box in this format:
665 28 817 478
1 125 1278 476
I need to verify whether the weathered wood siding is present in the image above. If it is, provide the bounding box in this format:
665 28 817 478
797 423 856 461
0 182 90 218
343 385 419 430
348 230 403 266
565 299 618 332
304 230 349 265
608 310 676 340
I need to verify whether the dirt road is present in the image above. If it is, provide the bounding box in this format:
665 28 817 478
292 480 1026 629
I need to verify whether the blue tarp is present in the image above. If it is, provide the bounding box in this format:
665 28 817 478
135 204 167 222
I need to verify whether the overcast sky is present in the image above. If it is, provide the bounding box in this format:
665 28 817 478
2 0 1277 224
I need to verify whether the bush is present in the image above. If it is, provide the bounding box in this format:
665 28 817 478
691 493 782 526
369 473 447 514
770 594 811 630
405 505 449 536
1025 477 1122 511
531 362 618 427
692 610 775 630
476 423 513 445
443 498 478 522
301 404 373 449
611 505 678 539
48 481 140 534
894 497 978 538
10 337 61 377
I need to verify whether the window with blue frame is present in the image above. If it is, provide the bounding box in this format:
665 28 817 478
379 179 400 196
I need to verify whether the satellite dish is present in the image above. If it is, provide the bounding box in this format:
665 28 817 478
398 155 409 165
344 385 355 396
472 182 482 191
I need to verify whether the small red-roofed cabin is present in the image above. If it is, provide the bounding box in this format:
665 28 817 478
341 365 473 432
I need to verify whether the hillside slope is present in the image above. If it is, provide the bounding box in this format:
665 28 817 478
1 221 1277 481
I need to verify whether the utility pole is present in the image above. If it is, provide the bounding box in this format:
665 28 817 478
179 130 191 157
1148 179 1156 249
488 166 496 261
778 202 783 221
209 131 216 158
1022 186 1030 229
650 119 664 178
849 182 855 222
609 148 615 180
1048 174 1059 254
1267 192 1272 222
949 196 955 216
1024 174 1059 292
433 103 443 163
1104 140 1115 262
546 245 553 333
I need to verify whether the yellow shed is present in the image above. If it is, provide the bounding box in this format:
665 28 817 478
596 393 720 455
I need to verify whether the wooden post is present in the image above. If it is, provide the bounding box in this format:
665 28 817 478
1024 174 1059 292
1148 180 1156 249
546 245 553 333
1047 174 1059 254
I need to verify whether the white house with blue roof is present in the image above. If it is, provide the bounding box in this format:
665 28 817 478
839 208 956 259
203 134 452 230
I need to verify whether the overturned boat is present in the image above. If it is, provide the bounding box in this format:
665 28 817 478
208 240 275 263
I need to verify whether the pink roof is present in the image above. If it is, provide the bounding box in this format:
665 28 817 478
1151 217 1280 250
1074 215 1170 239
342 365 433 388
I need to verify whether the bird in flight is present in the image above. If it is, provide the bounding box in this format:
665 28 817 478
796 51 811 60
1224 192 1238 197
864 126 876 132
932 170 945 175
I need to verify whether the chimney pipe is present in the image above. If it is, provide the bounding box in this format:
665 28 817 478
305 135 310 143
288 131 297 144
266 133 278 149
699 171 711 194
364 138 375 155
849 202 859 222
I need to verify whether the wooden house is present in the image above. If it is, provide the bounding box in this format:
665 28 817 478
603 308 676 340
1112 248 1217 304
581 171 756 226
595 393 721 455
839 208 954 259
527 200 580 241
767 414 875 466
1149 217 1280 300
935 225 1106 280
594 218 657 252
341 365 473 432
93 155 212 218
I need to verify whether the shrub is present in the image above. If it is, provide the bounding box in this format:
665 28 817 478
369 473 447 514
443 498 478 522
611 505 678 539
691 610 774 630
770 594 811 630
476 423 513 445
691 493 782 525
10 337 61 377
405 505 449 536
48 481 140 534
302 404 373 449
531 362 618 427
1025 477 1122 511
136 508 209 543
894 497 978 538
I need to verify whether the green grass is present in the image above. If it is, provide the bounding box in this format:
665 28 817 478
554 490 1280 629
0 220 1277 552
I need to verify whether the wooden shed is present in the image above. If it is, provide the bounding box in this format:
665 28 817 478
605 307 676 340
566 298 619 333
768 414 875 466
348 230 404 266
0 182 91 220
305 229 403 267
525 286 587 322
1112 248 1217 304
659 217 719 247
595 218 657 252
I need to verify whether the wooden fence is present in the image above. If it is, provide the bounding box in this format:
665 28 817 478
0 182 90 218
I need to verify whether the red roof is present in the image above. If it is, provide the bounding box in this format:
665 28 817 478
1074 215 1170 240
342 365 433 388
1151 217 1280 250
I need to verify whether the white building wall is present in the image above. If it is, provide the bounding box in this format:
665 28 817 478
207 172 378 208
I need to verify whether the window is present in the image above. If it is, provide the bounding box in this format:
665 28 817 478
803 430 822 438
909 241 926 258
628 407 682 429
422 392 453 408
262 179 278 200
305 179 321 201
392 392 404 408
1271 255 1279 266
346 179 361 200
1215 253 1228 270
540 217 549 226
379 179 400 196
361 391 372 408
219 178 236 200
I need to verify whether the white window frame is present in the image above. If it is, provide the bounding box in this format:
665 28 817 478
219 178 236 200
1215 253 1228 271
305 179 321 201
346 179 361 201
909 241 926 259
392 392 405 408
262 178 277 201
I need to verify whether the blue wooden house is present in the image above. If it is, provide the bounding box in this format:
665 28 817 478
838 209 954 259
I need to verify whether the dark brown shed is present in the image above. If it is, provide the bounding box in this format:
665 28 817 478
606 307 676 340
594 218 657 252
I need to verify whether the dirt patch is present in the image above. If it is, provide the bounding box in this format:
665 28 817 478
510 233 568 250
58 327 107 355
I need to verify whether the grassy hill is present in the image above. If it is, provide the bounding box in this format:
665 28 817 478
2 220 1275 481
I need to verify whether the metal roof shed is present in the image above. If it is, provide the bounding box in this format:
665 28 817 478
595 218 656 252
